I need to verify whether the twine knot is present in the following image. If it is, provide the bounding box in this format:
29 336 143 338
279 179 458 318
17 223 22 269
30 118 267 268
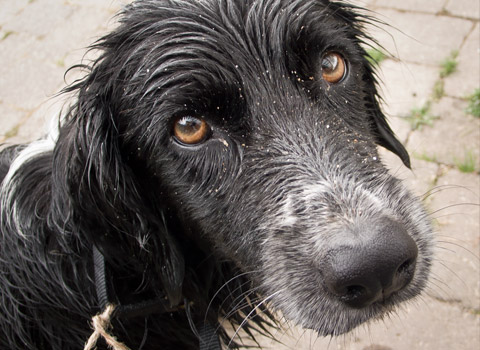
84 304 131 350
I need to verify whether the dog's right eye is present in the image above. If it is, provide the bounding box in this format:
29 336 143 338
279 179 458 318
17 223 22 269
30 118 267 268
321 52 347 84
173 116 210 145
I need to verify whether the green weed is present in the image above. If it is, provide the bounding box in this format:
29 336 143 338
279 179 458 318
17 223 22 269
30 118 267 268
454 150 477 173
413 152 439 163
432 79 445 100
56 57 66 67
1 31 14 41
439 50 459 78
4 125 20 139
406 102 439 130
465 88 480 118
365 48 386 66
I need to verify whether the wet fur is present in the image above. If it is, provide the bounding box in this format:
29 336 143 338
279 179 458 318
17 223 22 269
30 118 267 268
0 0 433 349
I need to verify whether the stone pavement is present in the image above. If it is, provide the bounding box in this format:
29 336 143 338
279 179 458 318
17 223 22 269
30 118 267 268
0 0 478 349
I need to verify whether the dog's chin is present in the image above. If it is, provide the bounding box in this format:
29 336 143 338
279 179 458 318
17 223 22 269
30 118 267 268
276 294 399 337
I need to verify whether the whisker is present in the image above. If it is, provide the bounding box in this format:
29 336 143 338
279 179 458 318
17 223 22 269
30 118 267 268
420 184 478 200
204 270 259 323
436 239 480 261
429 202 480 216
227 290 282 348
218 289 258 326
425 273 456 301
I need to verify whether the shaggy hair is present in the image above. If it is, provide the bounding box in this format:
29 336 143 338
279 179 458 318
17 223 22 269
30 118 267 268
0 0 433 349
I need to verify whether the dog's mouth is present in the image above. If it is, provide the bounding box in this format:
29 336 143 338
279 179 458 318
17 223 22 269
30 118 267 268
261 224 428 336
250 178 433 337
282 286 413 337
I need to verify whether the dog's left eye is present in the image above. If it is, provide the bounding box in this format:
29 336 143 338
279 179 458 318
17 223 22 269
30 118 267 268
321 52 347 84
173 116 210 145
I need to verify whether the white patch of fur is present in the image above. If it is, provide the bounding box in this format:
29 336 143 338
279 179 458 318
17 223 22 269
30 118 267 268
276 183 331 229
2 116 59 190
302 182 330 201
1 139 54 190
278 195 297 227
1 124 58 237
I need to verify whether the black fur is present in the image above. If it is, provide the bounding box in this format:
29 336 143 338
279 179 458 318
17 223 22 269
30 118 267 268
0 1 433 349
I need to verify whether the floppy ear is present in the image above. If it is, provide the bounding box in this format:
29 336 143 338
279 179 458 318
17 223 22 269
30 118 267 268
361 60 411 168
371 107 411 168
51 76 185 306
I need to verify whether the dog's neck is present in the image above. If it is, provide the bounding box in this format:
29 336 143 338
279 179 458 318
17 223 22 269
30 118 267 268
92 245 181 317
92 246 221 349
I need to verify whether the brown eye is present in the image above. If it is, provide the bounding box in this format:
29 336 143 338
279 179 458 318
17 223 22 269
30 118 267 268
321 52 347 84
173 116 210 145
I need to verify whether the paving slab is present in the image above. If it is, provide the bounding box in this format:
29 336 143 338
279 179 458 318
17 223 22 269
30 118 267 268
444 23 480 99
380 151 440 194
0 103 26 139
0 1 478 349
355 0 377 7
375 58 439 145
247 296 480 350
0 31 66 110
64 0 130 9
0 0 124 142
373 0 447 14
427 169 480 309
0 0 30 24
407 97 480 169
2 94 69 146
445 0 480 20
1 0 76 39
368 9 473 64
376 59 439 124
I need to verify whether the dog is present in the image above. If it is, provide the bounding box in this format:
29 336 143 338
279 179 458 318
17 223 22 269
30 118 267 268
0 0 434 349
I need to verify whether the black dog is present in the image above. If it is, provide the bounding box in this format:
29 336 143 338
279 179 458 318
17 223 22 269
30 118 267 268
0 0 434 349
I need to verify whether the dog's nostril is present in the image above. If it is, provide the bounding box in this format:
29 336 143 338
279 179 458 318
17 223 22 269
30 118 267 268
322 217 418 308
343 285 368 302
389 257 416 293
330 281 381 309
398 258 415 274
327 276 383 309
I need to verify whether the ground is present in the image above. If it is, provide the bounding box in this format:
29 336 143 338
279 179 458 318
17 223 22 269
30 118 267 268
0 0 478 349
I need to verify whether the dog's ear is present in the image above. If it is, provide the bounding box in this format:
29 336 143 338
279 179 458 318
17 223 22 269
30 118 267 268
52 78 185 306
371 107 411 168
362 61 411 168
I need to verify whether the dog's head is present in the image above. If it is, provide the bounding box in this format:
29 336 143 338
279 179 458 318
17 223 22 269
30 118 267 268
56 0 432 338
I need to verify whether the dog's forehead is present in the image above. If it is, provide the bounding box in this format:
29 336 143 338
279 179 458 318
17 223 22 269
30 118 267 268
123 0 363 103
125 0 358 61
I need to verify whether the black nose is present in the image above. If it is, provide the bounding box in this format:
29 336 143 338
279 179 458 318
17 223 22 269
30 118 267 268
322 217 418 308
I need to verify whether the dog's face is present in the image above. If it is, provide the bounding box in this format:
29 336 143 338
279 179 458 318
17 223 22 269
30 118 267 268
65 0 433 337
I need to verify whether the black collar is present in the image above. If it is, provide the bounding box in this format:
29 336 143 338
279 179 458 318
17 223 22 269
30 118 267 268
92 245 221 350
92 245 177 318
